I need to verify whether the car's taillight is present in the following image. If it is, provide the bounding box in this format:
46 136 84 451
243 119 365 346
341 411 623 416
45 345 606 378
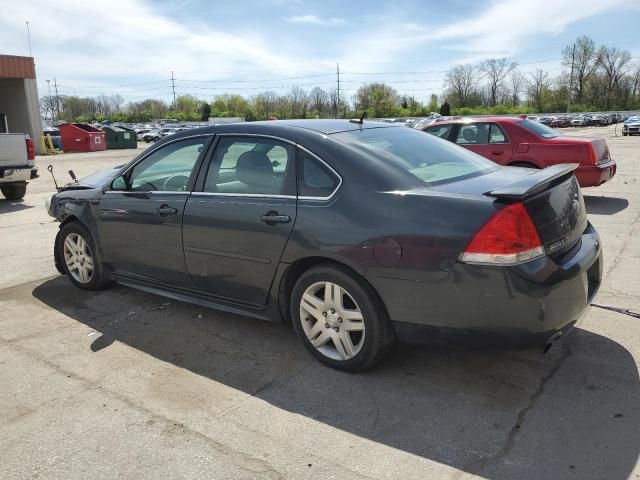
25 137 36 160
460 202 544 265
587 144 597 165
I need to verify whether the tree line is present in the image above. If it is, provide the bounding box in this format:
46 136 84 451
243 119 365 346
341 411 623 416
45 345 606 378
41 36 640 123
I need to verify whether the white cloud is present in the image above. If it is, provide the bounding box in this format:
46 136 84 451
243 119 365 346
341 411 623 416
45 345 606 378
420 0 629 61
285 15 346 27
0 0 330 99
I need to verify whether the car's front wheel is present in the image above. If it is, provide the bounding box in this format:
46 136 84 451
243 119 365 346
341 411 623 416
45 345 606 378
57 222 111 290
291 264 394 372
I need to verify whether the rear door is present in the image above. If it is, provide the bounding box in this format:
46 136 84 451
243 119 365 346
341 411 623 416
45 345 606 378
453 122 512 165
181 135 297 307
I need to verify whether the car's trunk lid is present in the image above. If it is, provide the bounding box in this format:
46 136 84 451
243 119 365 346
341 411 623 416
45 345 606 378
546 136 611 165
484 164 587 257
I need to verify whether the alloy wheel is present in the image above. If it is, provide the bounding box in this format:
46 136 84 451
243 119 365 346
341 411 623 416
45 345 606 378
299 281 366 361
63 233 94 284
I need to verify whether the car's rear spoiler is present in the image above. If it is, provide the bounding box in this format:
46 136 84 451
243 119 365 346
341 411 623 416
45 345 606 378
484 164 579 200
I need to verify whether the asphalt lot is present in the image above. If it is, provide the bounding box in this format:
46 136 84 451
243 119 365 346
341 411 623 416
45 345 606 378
1 126 639 479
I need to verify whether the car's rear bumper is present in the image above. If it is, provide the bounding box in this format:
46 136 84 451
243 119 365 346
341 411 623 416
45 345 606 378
367 224 602 348
0 166 32 183
575 160 616 187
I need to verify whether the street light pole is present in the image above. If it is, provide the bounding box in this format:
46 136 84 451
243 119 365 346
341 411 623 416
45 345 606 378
25 21 33 57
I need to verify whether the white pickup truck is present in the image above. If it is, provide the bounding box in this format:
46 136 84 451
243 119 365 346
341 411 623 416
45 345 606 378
0 133 38 200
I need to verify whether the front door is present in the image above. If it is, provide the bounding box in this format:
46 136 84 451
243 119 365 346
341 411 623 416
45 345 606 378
98 136 211 285
182 135 297 306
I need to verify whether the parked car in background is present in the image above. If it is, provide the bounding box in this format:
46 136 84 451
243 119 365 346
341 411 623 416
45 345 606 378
623 116 640 136
421 117 616 187
550 116 571 128
571 115 590 127
47 120 602 371
142 128 175 143
537 116 553 126
590 114 609 126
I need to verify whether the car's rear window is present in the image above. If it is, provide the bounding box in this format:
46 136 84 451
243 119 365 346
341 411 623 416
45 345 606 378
332 126 498 186
518 119 560 139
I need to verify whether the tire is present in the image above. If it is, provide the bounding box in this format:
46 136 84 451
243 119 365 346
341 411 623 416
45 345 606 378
290 263 395 372
510 162 539 169
56 221 112 290
1 183 27 200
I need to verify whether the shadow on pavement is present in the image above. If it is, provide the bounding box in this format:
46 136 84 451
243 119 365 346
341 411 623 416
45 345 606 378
584 195 629 215
0 199 33 214
32 277 640 480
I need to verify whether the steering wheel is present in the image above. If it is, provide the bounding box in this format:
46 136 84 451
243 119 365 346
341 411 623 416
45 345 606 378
162 174 190 191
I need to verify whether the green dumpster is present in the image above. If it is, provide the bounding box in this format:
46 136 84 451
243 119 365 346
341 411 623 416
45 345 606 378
102 126 138 149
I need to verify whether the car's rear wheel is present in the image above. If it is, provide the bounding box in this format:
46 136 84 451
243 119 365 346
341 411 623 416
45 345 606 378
57 222 111 290
1 183 27 200
291 264 394 371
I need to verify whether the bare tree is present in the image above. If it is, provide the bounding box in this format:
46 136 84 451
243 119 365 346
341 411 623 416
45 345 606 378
444 64 480 107
308 87 329 117
40 95 58 120
597 46 633 108
508 70 526 107
479 58 517 106
527 69 550 112
562 36 599 104
288 86 308 118
631 64 640 104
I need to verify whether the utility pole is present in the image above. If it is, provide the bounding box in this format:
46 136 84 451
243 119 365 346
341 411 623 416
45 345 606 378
336 63 340 119
46 79 52 121
567 43 575 114
171 71 177 108
53 78 60 123
25 21 33 57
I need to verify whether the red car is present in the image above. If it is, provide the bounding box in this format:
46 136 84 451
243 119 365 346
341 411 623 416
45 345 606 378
421 117 616 187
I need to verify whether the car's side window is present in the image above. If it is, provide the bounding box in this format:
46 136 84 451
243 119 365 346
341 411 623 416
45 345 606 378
128 137 207 192
455 124 490 145
424 124 453 139
298 150 339 198
204 137 294 195
489 123 508 144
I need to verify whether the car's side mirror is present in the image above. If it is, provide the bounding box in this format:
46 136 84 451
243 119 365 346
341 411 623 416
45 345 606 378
111 175 129 191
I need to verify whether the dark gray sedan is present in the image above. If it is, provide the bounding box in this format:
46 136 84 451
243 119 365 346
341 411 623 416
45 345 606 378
48 120 602 371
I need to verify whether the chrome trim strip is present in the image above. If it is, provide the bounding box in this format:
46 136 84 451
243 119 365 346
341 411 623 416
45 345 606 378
107 132 343 202
184 246 271 264
296 144 343 201
104 190 190 195
190 192 296 199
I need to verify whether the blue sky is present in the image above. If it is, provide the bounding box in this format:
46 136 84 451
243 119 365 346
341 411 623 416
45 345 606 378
1 0 639 103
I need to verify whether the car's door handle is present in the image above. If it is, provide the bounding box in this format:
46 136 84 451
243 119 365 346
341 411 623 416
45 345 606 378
491 151 504 155
261 211 291 224
157 205 178 216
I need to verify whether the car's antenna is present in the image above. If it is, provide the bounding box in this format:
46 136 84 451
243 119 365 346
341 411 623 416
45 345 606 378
47 165 60 191
349 111 367 124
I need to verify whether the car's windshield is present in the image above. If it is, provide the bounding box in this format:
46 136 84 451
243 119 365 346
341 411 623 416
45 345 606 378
518 119 560 139
332 126 498 186
626 116 639 123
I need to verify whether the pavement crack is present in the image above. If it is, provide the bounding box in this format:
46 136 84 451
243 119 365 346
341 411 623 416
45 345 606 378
462 340 573 477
